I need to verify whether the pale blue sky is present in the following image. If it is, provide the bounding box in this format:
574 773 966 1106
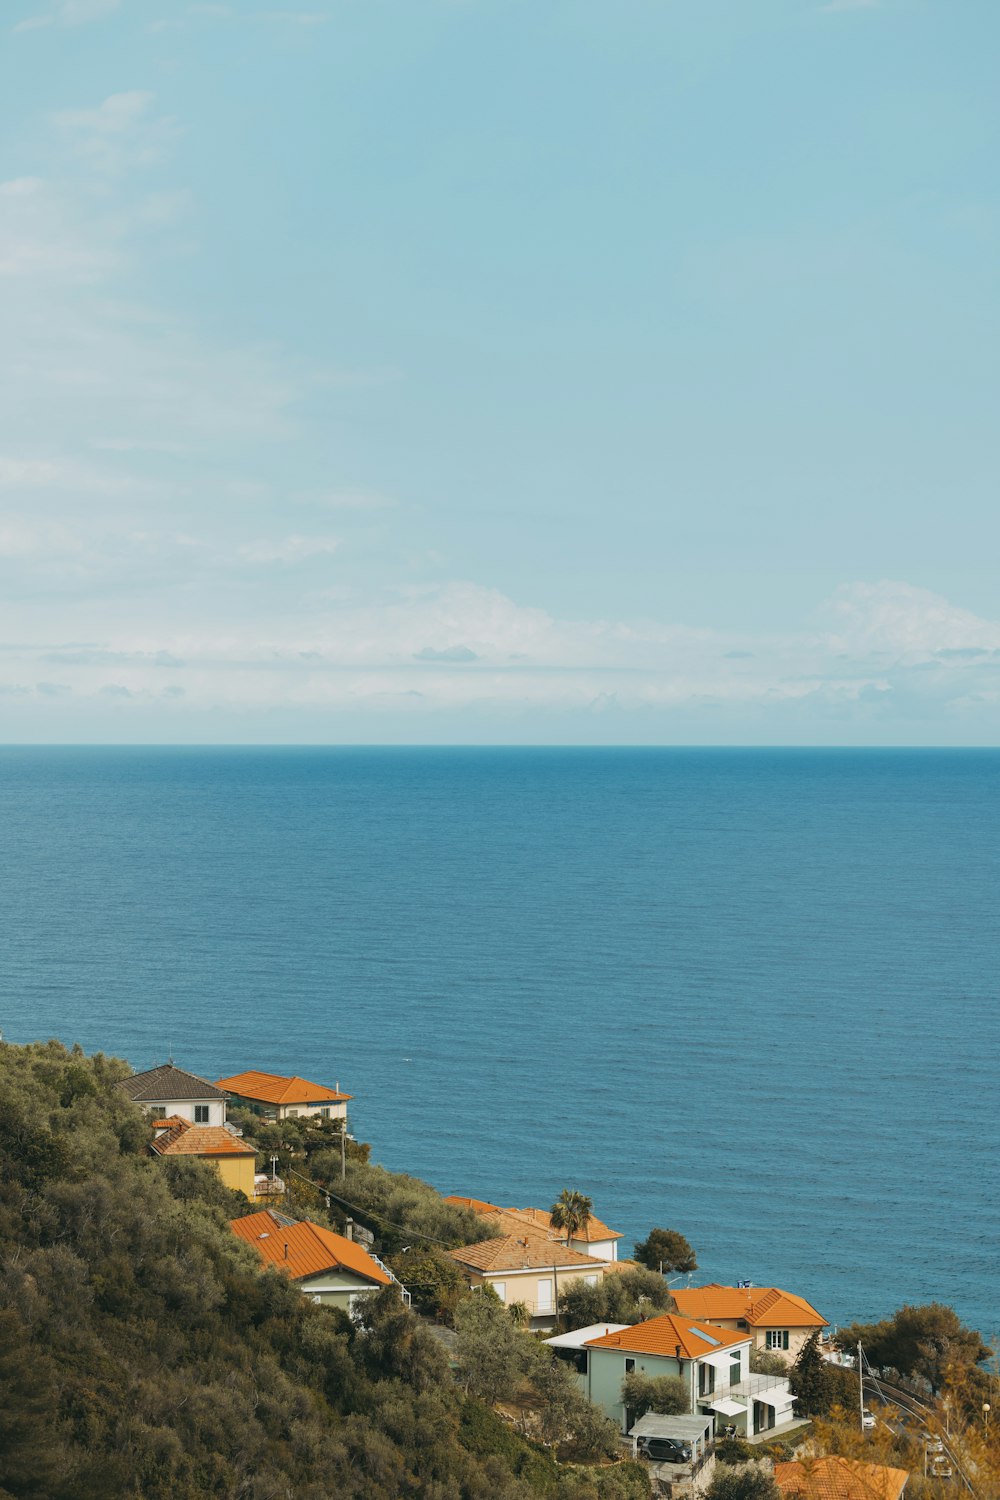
1 0 999 742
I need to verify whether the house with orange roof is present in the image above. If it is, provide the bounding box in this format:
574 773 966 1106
447 1231 608 1329
546 1310 799 1436
231 1208 402 1312
670 1284 827 1364
215 1069 351 1124
444 1196 623 1262
774 1456 908 1500
150 1117 257 1198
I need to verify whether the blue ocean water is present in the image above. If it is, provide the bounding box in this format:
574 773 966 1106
1 746 997 1340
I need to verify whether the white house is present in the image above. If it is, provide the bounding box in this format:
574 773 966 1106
547 1310 798 1437
118 1063 229 1127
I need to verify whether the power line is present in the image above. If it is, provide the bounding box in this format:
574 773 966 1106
281 1166 462 1248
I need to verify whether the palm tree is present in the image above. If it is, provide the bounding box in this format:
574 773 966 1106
549 1188 593 1249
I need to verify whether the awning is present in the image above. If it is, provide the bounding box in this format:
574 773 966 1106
754 1391 796 1411
704 1350 740 1372
705 1398 747 1417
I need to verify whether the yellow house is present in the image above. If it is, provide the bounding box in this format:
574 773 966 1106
150 1117 257 1199
445 1196 624 1263
670 1285 827 1364
447 1231 608 1329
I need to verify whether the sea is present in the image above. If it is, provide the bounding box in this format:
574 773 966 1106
1 746 997 1341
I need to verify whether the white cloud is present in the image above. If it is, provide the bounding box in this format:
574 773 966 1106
52 93 180 177
13 0 121 30
820 580 1000 657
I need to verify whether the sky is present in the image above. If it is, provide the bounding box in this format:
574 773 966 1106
1 0 999 744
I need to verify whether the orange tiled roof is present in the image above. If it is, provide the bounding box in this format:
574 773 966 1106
448 1232 606 1274
150 1120 255 1157
231 1210 391 1285
215 1070 352 1106
444 1195 503 1215
499 1205 623 1243
671 1284 826 1329
151 1115 189 1131
774 1458 908 1500
585 1312 750 1360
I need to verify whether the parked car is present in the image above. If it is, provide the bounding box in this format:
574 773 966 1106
637 1437 693 1464
922 1433 945 1454
930 1459 953 1479
862 1410 876 1430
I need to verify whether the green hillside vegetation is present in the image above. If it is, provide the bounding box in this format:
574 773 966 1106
0 1041 648 1500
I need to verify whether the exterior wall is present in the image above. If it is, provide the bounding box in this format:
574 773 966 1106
143 1098 226 1127
570 1236 617 1261
462 1262 605 1325
685 1315 816 1366
229 1093 348 1125
300 1269 380 1312
212 1154 256 1199
587 1347 693 1430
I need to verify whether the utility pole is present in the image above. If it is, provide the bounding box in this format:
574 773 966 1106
339 1126 346 1180
858 1343 865 1432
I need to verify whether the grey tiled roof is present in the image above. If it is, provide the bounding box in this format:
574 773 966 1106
118 1063 229 1102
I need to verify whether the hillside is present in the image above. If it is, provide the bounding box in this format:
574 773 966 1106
0 1040 648 1500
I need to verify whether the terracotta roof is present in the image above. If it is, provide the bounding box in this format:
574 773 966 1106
774 1458 908 1500
499 1206 623 1243
449 1232 606 1274
671 1285 826 1329
119 1064 229 1103
150 1120 255 1157
151 1115 189 1131
585 1312 750 1360
231 1210 391 1285
215 1070 352 1106
444 1195 503 1215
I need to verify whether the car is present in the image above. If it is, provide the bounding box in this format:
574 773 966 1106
922 1434 945 1454
862 1410 876 1430
930 1459 953 1479
637 1436 693 1464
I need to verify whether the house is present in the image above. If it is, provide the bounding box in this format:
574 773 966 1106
118 1062 229 1126
150 1118 256 1198
446 1232 608 1328
231 1208 399 1312
546 1309 798 1436
215 1070 351 1124
670 1285 827 1364
774 1457 909 1500
444 1196 623 1261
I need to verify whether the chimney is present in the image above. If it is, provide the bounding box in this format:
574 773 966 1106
284 1241 289 1260
346 1218 354 1242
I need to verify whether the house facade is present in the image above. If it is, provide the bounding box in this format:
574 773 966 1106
118 1063 229 1127
670 1285 827 1364
444 1196 623 1262
215 1070 351 1124
547 1310 798 1436
447 1232 608 1328
230 1209 399 1312
150 1118 256 1197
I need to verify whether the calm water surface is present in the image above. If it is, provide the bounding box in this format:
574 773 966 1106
1 747 997 1338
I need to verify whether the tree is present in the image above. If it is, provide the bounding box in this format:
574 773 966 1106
560 1265 674 1331
621 1371 689 1420
633 1227 697 1275
837 1304 991 1393
705 1466 781 1500
454 1289 532 1406
550 1189 593 1245
750 1347 790 1376
789 1330 832 1416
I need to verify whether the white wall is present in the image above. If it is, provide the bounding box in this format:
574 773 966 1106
145 1099 226 1126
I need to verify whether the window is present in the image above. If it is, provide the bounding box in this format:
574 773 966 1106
194 1105 210 1123
698 1363 716 1397
585 1274 598 1287
319 1107 330 1118
537 1278 553 1312
149 1107 166 1120
730 1357 742 1387
766 1330 790 1351
625 1359 636 1375
492 1282 506 1303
